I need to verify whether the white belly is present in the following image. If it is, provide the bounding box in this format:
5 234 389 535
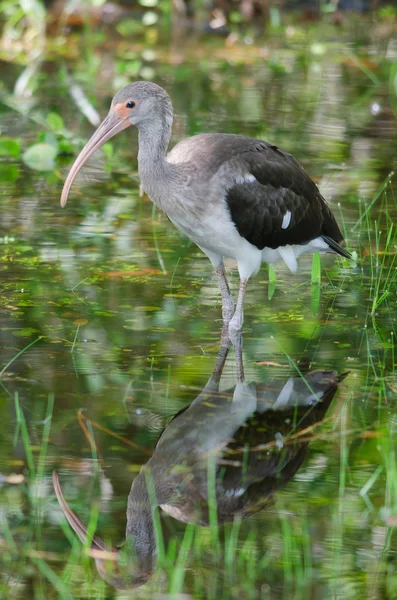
167 198 330 279
169 207 263 279
169 201 252 253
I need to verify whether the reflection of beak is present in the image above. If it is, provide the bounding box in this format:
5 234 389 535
52 471 121 585
52 471 117 555
60 111 131 208
52 471 151 590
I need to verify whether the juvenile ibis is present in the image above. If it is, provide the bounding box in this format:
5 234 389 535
60 81 351 338
53 328 347 590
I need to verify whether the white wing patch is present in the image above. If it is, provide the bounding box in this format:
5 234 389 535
224 487 246 498
281 210 292 229
235 173 257 185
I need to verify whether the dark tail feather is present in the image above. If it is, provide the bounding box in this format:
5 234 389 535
321 235 352 260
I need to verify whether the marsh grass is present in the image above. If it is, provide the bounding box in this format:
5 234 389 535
1 183 397 599
4 178 397 598
1 14 397 600
0 434 394 600
268 264 277 301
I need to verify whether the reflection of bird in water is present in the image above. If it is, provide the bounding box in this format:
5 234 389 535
60 81 350 340
53 333 347 590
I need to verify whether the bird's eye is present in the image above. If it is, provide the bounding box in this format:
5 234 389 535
126 101 136 109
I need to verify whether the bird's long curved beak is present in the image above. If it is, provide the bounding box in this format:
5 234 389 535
60 111 131 208
52 471 116 555
52 471 151 590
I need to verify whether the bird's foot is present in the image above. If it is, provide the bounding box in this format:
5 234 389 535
222 295 235 323
228 312 243 345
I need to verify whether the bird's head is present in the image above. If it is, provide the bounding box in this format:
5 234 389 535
60 81 172 208
112 81 172 127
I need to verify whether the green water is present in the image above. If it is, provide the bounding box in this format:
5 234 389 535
1 20 397 599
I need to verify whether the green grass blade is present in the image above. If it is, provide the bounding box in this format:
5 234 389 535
0 336 42 377
268 264 276 300
311 252 321 315
37 394 55 484
352 171 394 231
31 556 74 600
14 392 35 477
169 524 195 594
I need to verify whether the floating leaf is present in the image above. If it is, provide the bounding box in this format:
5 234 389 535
47 112 64 132
0 138 21 158
12 327 40 337
23 143 57 171
73 319 88 326
0 164 20 182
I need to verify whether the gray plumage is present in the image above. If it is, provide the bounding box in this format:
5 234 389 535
60 81 351 336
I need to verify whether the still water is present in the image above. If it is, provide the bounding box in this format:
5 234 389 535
1 25 397 599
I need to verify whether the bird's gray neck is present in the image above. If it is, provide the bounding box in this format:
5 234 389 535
126 469 171 568
137 112 173 205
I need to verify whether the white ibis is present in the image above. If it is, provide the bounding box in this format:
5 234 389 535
53 327 347 590
60 81 351 338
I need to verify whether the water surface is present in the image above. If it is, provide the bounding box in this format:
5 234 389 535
1 24 397 599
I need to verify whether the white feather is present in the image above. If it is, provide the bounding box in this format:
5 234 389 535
281 210 291 229
235 174 257 185
278 246 298 274
232 381 257 414
224 487 246 498
273 378 294 409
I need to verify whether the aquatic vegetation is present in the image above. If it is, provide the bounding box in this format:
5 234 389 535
0 7 397 599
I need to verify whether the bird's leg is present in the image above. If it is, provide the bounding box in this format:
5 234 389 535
228 278 248 344
204 331 232 393
215 263 234 323
233 327 244 383
193 332 232 401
